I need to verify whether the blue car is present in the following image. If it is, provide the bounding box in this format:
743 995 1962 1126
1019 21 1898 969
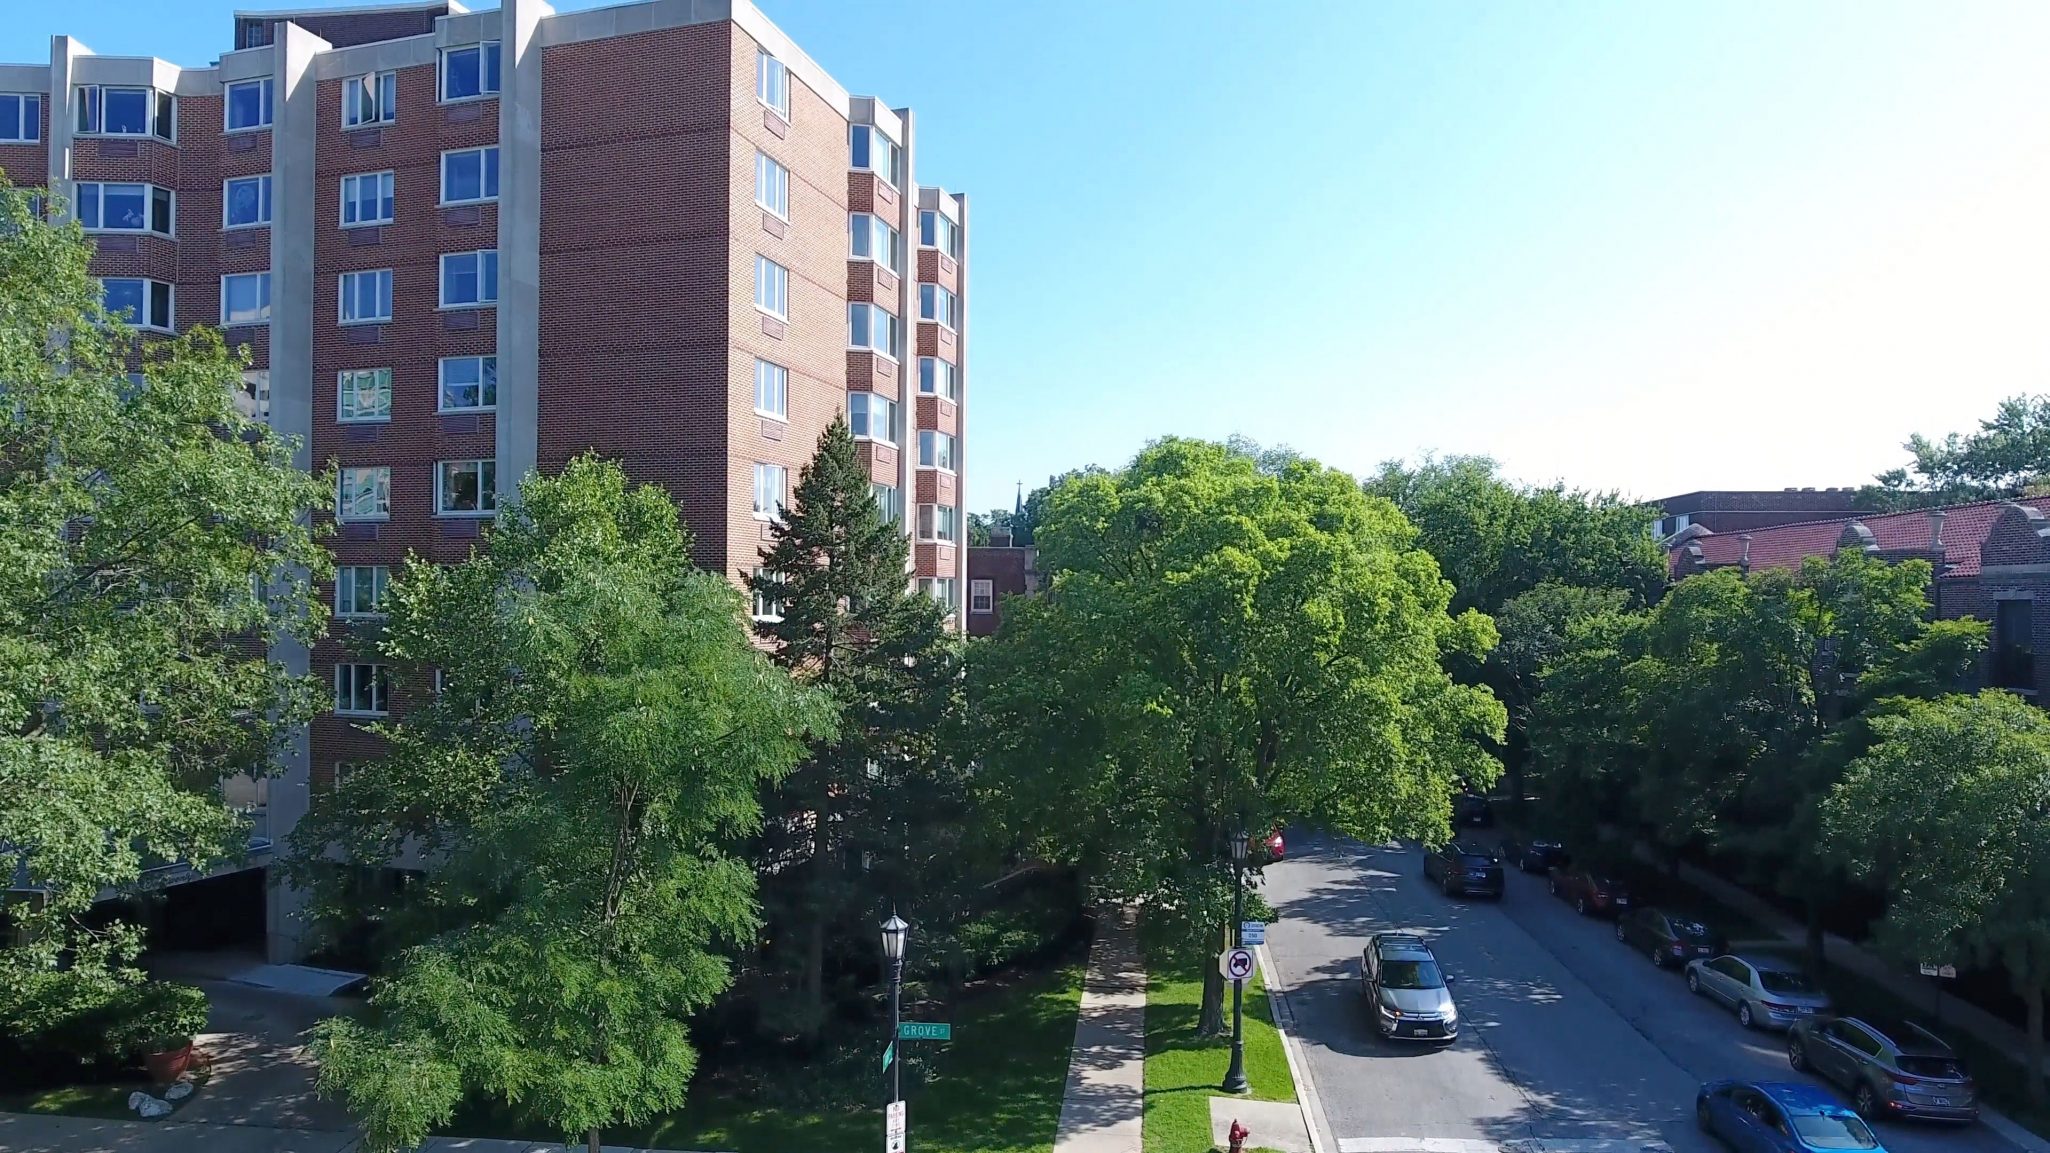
1697 1079 1883 1153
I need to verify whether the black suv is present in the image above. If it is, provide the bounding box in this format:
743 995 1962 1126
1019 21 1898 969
1423 841 1505 898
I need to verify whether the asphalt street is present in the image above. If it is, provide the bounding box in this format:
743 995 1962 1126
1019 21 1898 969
1260 832 2029 1153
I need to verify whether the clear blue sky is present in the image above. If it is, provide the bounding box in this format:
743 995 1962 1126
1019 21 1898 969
11 1 2050 513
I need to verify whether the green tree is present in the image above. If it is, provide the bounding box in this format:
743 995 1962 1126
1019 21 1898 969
289 458 831 1153
747 417 962 1043
1823 691 2050 1102
972 438 1504 1031
1861 394 2050 511
0 180 330 1022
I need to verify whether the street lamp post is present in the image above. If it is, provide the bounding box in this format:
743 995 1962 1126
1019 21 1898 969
1221 828 1251 1095
881 913 909 1107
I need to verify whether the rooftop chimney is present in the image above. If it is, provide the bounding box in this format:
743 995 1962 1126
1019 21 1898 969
1738 533 1753 572
990 527 1014 548
1930 509 1947 551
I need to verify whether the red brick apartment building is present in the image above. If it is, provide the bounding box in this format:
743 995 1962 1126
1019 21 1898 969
0 0 971 960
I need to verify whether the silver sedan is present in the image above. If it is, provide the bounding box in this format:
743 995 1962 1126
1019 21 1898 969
1685 952 1833 1030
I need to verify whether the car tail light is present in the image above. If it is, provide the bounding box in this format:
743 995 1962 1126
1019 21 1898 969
1670 944 1688 955
1762 1001 1793 1012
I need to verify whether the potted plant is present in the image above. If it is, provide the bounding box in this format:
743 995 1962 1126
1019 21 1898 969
125 983 210 1084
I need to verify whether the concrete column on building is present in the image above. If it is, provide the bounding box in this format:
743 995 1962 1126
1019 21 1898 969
496 0 551 501
952 190 970 623
45 36 86 215
893 108 916 562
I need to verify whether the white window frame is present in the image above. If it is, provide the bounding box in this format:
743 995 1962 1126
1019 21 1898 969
848 392 898 443
76 86 171 140
335 564 390 618
849 124 901 186
754 150 789 220
919 209 962 258
871 482 902 525
438 41 502 103
754 254 788 319
333 663 389 716
918 429 956 473
337 466 392 522
338 268 394 325
847 302 902 360
435 458 498 517
339 170 395 228
920 283 960 330
343 71 397 128
751 567 786 623
440 146 499 205
752 462 786 521
337 367 393 423
0 93 40 143
753 358 788 421
916 503 958 544
848 212 902 273
223 77 273 132
919 578 958 609
756 50 789 120
100 277 174 333
222 174 271 229
220 271 272 327
970 579 994 614
438 355 498 413
439 249 499 309
918 356 959 401
75 182 173 236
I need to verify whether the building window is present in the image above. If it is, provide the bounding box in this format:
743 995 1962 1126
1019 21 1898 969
439 355 497 412
338 466 391 521
755 150 788 219
440 250 499 308
224 174 271 229
849 213 902 273
970 579 994 614
77 86 171 140
757 50 789 120
847 302 902 358
224 77 273 131
339 269 393 325
331 761 356 789
235 370 270 423
920 283 960 330
441 146 499 204
871 482 902 524
76 182 172 235
848 392 898 442
919 578 957 608
751 567 786 622
440 41 501 101
100 278 173 332
918 429 956 471
221 272 271 326
336 564 390 617
848 124 902 186
334 663 390 716
1994 599 2035 690
917 503 958 543
754 359 787 420
343 72 397 127
340 171 395 227
918 357 958 401
0 93 40 142
337 368 392 423
753 462 786 520
753 255 788 319
919 210 961 258
436 459 497 516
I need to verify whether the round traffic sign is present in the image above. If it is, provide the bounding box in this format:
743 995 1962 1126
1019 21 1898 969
1218 946 1256 981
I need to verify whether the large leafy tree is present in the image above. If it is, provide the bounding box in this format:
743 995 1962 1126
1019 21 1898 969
972 438 1504 1030
289 458 831 1153
1861 394 2050 511
1824 691 2050 1102
0 180 329 1021
747 417 962 1043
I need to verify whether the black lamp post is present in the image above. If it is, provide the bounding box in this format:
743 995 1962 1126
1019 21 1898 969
1221 828 1251 1094
881 913 909 1107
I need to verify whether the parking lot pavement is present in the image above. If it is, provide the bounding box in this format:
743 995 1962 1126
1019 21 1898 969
1259 833 2027 1153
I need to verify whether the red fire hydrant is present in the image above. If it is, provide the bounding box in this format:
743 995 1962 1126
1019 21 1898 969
1228 1118 1250 1153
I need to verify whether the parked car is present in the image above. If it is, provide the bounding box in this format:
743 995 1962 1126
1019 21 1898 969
1686 953 1834 1030
1547 864 1634 916
1258 828 1285 862
1423 841 1505 898
1359 933 1458 1043
1788 1015 1979 1123
1498 837 1569 874
1454 792 1493 828
1616 906 1725 968
1696 1079 1883 1153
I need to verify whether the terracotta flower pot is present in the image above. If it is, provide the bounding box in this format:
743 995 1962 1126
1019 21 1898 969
142 1042 193 1084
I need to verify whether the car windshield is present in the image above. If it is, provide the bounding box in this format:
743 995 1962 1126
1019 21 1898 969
1381 960 1445 989
1759 969 1819 994
1669 918 1713 940
1790 1113 1878 1149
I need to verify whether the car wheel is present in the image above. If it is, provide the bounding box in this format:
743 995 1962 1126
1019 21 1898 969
1442 874 1454 897
1650 946 1667 969
1788 1039 1808 1071
1855 1085 1878 1119
1738 1002 1755 1029
1575 896 1589 915
1687 970 1701 994
1696 1097 1713 1132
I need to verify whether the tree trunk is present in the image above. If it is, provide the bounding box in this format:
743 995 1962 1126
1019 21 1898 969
2027 985 2045 1106
1198 957 1226 1036
587 1126 602 1153
1803 897 1826 974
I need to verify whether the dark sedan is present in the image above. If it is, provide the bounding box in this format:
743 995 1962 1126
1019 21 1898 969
1454 793 1493 828
1616 906 1724 967
1499 837 1569 874
1423 842 1505 898
1548 864 1634 916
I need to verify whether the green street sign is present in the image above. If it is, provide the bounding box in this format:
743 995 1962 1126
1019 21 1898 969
882 1040 896 1071
899 1022 952 1041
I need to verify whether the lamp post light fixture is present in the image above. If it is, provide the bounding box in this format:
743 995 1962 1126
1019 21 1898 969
1222 827 1251 1094
881 912 910 1106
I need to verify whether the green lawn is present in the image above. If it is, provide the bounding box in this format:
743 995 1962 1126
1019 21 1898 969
1143 956 1297 1153
0 1081 148 1120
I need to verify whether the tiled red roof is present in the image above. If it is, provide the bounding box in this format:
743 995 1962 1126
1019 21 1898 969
1675 495 2050 578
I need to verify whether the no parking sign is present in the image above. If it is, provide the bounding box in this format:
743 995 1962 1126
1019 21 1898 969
1218 946 1256 982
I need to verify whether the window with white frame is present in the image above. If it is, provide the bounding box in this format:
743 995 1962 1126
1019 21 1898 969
918 429 956 471
440 249 499 308
0 93 40 142
76 86 172 140
338 466 391 521
848 392 898 442
235 370 270 423
754 255 788 318
334 663 389 715
339 269 393 324
441 146 499 204
754 150 788 219
338 368 392 422
437 459 497 515
753 359 787 419
340 171 395 227
225 77 273 131
849 124 901 186
76 182 172 235
223 174 271 228
752 462 786 519
919 210 961 258
970 579 994 614
756 50 789 119
848 213 902 273
847 302 902 358
916 503 958 543
335 564 390 617
918 356 958 401
920 283 960 329
439 355 497 411
100 278 172 332
343 72 397 127
440 41 501 101
918 577 957 608
871 482 902 525
331 761 358 789
221 271 271 326
750 567 786 622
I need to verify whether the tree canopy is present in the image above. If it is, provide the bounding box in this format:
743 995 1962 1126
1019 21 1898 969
1861 393 2050 511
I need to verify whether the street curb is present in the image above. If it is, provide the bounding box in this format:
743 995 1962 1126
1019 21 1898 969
1257 942 1332 1153
1981 1107 2050 1153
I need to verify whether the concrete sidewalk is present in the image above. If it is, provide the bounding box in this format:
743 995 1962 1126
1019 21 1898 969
1050 906 1146 1153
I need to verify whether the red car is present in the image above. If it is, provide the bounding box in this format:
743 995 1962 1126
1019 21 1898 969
1548 864 1633 916
1253 829 1285 863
